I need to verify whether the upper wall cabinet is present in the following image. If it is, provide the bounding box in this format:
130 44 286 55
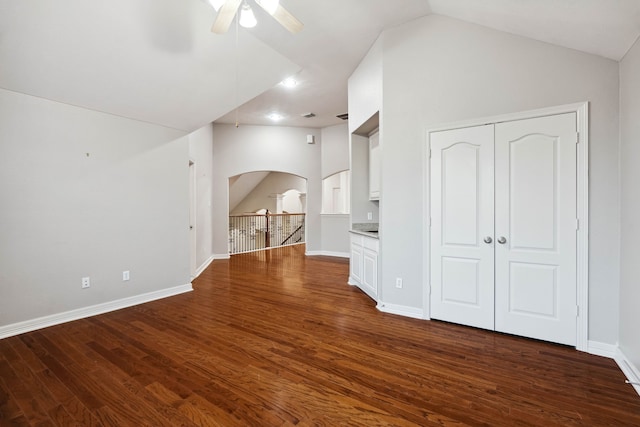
369 130 381 201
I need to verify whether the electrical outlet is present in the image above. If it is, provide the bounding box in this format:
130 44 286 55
395 277 403 289
123 271 130 281
81 277 90 289
367 212 373 220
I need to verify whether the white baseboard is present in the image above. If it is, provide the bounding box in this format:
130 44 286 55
587 340 618 358
377 302 424 320
213 253 231 260
615 347 640 397
0 284 193 340
306 250 350 258
194 254 215 279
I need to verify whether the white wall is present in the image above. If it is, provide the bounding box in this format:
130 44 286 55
321 123 350 178
320 214 351 257
350 134 380 224
619 38 640 372
188 124 214 272
320 123 351 256
228 171 270 212
352 15 620 344
211 124 322 257
0 89 190 329
348 39 382 228
348 38 383 135
231 172 306 214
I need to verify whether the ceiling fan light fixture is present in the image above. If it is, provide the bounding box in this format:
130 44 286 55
208 0 226 12
256 0 279 15
239 3 257 28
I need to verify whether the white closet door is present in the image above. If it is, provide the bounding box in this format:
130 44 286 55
430 125 495 330
494 113 578 346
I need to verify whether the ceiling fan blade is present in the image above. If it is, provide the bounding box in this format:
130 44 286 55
211 0 242 34
271 4 304 34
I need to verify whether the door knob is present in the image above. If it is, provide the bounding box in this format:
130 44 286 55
498 236 507 244
483 236 492 244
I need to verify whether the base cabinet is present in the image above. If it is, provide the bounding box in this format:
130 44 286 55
349 233 379 300
350 241 363 285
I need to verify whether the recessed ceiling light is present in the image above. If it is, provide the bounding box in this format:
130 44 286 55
268 113 284 121
280 77 298 88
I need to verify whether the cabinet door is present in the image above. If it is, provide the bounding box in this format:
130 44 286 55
362 247 378 299
430 125 495 330
494 113 577 346
369 131 381 200
350 241 363 285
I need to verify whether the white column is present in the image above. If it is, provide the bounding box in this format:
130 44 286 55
269 193 284 213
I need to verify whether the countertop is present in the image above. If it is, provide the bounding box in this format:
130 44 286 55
349 229 379 239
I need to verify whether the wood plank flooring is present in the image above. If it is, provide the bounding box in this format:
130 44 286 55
1 244 640 426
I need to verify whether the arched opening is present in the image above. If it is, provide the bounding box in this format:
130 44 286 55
322 170 350 214
228 171 307 254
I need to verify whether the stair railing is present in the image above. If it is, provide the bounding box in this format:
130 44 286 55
229 213 305 255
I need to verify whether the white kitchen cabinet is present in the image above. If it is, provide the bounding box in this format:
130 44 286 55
349 232 379 300
350 238 363 285
369 130 380 201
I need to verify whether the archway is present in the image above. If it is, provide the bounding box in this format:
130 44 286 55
228 171 307 254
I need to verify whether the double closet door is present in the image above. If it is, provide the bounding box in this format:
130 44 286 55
430 113 578 346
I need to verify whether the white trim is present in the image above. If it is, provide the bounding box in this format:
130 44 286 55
213 253 231 260
426 102 590 134
193 254 215 279
587 340 618 358
575 102 589 352
306 250 350 258
422 118 431 320
231 242 306 257
615 347 640 397
189 159 197 279
377 302 424 319
423 102 589 350
0 284 193 339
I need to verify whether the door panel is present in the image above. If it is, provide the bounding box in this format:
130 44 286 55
441 257 480 305
351 241 363 284
430 125 495 330
509 262 557 317
509 136 557 251
495 113 577 346
442 143 480 246
362 248 378 298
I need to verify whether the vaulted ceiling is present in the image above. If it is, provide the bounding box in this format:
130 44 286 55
1 0 638 132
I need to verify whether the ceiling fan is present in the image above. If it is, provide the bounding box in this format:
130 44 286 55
208 0 303 34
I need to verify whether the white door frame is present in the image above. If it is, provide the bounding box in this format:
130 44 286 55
189 159 197 279
423 102 589 351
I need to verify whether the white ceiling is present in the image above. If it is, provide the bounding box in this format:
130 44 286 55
1 1 639 132
428 0 640 61
0 0 300 132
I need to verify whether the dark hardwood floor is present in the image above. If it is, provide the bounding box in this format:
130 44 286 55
1 244 639 426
